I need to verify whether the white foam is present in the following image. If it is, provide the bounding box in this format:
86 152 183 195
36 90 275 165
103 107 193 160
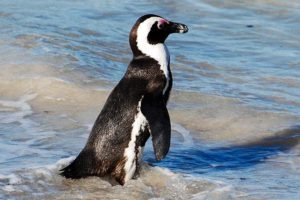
0 173 22 185
0 93 37 128
191 185 233 200
2 185 16 192
139 165 243 200
45 156 75 171
152 166 177 177
172 122 194 146
0 157 245 200
21 156 76 183
34 168 53 180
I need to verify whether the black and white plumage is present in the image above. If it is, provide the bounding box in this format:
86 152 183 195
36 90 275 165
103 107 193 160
60 14 188 185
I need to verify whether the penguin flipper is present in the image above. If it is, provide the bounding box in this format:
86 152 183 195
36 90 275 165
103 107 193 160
141 95 171 161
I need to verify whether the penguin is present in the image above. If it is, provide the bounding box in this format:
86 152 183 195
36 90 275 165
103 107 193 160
60 14 188 185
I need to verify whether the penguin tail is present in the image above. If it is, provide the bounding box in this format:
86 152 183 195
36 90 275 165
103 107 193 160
60 161 81 179
60 149 98 179
60 157 86 179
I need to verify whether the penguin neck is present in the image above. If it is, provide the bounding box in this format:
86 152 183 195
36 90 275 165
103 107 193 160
132 39 170 82
135 42 171 95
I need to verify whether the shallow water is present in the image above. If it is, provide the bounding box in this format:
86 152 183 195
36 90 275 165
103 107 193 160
0 0 300 199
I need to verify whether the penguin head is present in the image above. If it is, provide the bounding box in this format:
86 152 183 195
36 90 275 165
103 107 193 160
129 14 188 57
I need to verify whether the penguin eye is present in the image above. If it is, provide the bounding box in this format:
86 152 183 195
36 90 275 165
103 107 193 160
158 22 164 30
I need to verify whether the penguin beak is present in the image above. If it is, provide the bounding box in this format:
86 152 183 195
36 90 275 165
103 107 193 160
168 21 189 34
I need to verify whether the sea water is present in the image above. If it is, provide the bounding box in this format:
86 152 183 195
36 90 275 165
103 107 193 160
0 0 300 199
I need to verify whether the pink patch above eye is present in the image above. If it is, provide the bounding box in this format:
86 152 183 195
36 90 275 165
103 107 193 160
159 19 169 24
157 19 169 29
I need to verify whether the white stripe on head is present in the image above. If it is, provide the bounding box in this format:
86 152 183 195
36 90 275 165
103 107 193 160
136 17 170 94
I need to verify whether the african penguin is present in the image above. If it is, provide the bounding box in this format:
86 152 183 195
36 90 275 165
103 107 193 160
60 14 188 185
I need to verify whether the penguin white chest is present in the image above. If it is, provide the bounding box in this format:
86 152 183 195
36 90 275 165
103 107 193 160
123 97 147 182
